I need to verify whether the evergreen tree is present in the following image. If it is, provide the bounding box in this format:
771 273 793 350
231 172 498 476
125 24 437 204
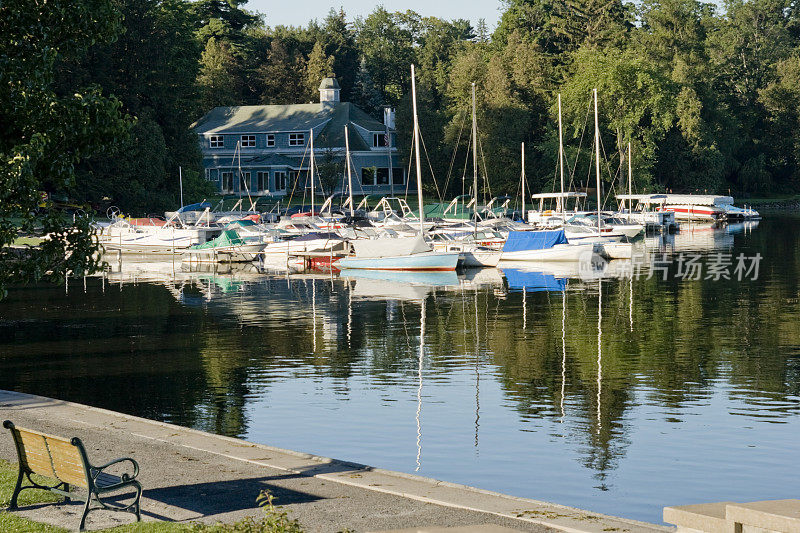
304 42 336 102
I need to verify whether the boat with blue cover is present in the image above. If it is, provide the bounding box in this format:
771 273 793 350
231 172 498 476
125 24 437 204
499 229 595 262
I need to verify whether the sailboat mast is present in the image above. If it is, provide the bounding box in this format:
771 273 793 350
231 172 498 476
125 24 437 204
521 143 525 223
345 125 354 217
310 128 315 215
472 82 479 236
593 88 601 233
558 93 566 215
628 141 632 212
411 64 425 235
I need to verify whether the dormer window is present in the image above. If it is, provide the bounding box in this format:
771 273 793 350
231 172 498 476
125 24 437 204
289 133 305 146
209 135 224 148
373 133 389 148
266 134 275 147
241 135 256 148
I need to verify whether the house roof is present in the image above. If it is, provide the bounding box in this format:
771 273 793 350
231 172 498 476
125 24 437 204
191 102 387 139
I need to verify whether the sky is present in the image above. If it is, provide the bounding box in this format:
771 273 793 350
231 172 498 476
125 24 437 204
246 0 505 30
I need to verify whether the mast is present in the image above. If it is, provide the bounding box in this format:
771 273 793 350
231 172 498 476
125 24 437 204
386 108 394 197
521 143 525 223
345 125 354 217
310 128 315 215
472 82 479 236
411 64 425 235
558 93 566 215
593 88 601 233
628 141 632 212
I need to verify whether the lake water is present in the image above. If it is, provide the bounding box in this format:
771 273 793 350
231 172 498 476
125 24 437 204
1 216 799 524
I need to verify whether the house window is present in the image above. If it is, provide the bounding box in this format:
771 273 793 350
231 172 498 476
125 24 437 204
289 133 305 146
361 167 375 186
241 135 256 148
257 172 268 192
275 171 287 190
239 172 251 191
376 168 390 185
373 133 388 148
392 168 404 185
210 135 224 148
221 172 234 192
266 134 275 147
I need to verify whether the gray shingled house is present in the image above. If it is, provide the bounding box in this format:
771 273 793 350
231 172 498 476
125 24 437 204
191 76 404 199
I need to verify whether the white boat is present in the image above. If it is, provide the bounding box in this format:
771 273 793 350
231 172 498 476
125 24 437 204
499 229 596 262
338 236 459 271
97 216 221 253
616 194 678 232
601 214 644 238
658 195 732 221
337 65 459 272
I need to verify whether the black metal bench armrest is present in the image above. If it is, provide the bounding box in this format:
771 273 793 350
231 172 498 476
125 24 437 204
90 457 139 481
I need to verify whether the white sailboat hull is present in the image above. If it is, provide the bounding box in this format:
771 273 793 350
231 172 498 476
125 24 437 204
500 243 595 262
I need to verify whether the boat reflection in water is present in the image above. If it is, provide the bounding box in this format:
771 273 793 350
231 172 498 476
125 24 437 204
339 269 459 302
502 268 567 293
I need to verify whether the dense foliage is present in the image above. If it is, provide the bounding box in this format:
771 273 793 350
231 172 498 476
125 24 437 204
3 0 800 290
188 0 800 199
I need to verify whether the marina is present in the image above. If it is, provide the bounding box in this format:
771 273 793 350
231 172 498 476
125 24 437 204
1 214 797 526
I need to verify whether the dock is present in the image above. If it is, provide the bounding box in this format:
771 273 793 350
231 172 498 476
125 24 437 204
0 390 670 533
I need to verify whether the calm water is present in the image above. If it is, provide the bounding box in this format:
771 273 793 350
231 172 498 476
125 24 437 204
1 216 799 524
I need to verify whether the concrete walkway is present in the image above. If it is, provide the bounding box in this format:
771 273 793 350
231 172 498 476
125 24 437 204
0 390 671 533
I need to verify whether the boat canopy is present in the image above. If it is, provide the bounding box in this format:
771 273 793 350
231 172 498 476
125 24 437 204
661 194 733 206
502 230 568 253
351 236 431 258
529 192 587 199
178 202 212 213
294 232 341 241
190 229 243 249
616 194 667 203
226 220 257 228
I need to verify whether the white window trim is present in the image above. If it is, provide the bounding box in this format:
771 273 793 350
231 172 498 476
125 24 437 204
241 135 256 148
266 134 275 147
288 133 306 146
209 135 224 149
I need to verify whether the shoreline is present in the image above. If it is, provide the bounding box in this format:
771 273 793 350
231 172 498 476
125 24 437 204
0 389 671 533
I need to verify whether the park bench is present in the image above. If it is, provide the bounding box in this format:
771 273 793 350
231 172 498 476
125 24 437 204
3 420 142 531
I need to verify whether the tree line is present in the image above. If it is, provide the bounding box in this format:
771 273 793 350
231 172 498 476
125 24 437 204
2 0 800 288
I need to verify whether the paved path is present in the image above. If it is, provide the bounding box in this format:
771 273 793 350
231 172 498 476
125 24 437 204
0 390 671 533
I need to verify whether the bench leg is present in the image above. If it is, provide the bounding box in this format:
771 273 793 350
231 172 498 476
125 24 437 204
8 466 24 509
63 483 70 503
79 495 91 531
133 480 142 522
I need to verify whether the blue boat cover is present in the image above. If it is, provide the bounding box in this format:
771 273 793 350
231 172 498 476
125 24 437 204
293 232 340 241
502 230 567 252
503 269 567 293
178 202 212 213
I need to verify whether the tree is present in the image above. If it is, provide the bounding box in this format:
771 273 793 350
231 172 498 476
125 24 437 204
303 42 335 102
0 0 130 295
355 7 416 104
197 36 239 109
258 37 306 105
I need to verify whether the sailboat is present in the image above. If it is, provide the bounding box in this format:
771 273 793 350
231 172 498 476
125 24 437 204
337 65 459 272
565 89 633 259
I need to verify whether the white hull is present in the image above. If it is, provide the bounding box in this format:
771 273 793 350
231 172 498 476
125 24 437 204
500 243 595 262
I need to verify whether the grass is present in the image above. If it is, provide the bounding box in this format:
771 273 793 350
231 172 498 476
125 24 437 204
0 460 305 532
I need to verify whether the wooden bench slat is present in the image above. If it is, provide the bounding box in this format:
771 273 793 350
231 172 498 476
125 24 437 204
15 432 57 478
45 437 89 488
